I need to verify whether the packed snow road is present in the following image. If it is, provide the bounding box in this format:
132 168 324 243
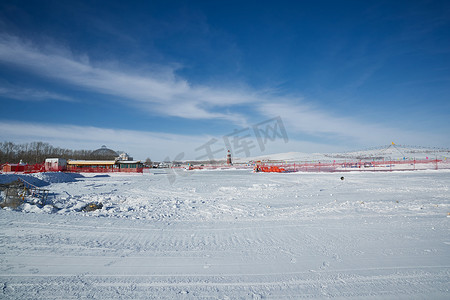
1 169 449 299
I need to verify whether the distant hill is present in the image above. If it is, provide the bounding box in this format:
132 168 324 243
233 144 450 163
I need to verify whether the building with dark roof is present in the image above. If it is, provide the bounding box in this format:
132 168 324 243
90 145 118 160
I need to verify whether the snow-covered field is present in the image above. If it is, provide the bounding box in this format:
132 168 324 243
1 169 449 299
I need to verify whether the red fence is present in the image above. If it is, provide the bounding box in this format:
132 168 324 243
1 163 143 174
65 166 143 173
255 159 450 173
1 163 45 174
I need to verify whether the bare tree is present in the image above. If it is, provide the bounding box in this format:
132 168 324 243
145 157 152 167
0 141 120 164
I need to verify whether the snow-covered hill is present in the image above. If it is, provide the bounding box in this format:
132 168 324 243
234 145 450 163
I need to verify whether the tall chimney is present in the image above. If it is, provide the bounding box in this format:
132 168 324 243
226 150 232 165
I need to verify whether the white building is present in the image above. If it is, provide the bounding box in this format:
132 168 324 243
45 158 67 172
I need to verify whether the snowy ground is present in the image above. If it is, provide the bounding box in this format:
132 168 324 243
1 169 449 299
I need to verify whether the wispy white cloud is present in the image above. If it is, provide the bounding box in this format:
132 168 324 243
0 34 446 151
0 34 254 125
0 85 74 102
258 101 445 147
0 121 349 161
0 121 210 160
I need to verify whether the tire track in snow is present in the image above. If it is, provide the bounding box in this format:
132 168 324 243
2 269 448 299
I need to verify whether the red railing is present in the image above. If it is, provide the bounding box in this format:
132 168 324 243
1 163 143 174
255 159 450 173
0 163 45 174
65 166 143 173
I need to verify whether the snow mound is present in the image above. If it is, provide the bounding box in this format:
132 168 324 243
0 172 83 187
31 172 83 184
0 174 49 187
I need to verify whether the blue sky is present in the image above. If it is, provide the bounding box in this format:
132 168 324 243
1 0 449 160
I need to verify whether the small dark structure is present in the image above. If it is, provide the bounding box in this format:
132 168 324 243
0 178 50 208
82 202 103 212
0 180 25 208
